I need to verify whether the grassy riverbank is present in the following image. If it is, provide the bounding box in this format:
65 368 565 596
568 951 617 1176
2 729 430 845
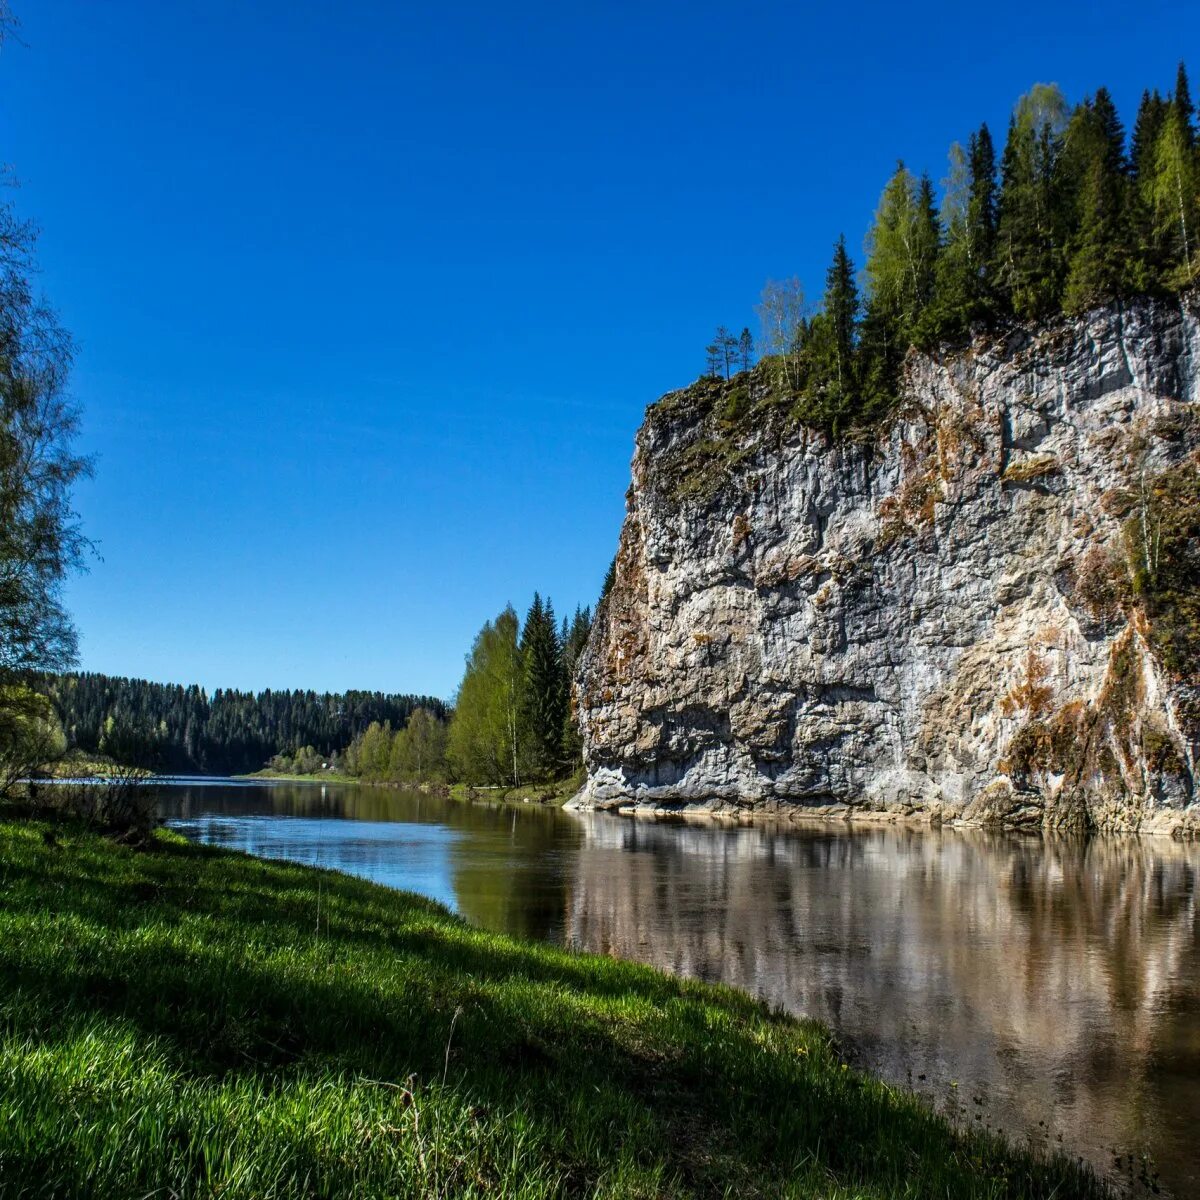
0 818 1104 1199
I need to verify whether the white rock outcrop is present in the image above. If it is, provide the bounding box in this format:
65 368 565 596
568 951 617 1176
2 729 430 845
572 299 1200 834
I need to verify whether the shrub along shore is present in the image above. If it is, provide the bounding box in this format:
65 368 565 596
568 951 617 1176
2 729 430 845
0 817 1105 1199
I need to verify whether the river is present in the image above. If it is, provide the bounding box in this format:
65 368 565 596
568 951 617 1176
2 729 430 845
159 777 1200 1198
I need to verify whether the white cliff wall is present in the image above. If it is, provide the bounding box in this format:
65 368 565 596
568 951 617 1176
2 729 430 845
573 299 1200 833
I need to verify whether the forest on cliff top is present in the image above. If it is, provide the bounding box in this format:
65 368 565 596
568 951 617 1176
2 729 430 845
705 67 1200 436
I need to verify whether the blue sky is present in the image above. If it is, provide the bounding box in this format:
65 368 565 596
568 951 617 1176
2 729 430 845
3 0 1195 699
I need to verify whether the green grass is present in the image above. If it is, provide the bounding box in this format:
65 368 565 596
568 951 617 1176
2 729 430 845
0 818 1105 1199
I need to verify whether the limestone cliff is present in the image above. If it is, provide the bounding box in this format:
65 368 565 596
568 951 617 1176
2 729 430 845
572 298 1200 834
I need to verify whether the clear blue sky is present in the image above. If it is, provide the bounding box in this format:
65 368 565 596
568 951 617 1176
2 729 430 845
3 1 1195 699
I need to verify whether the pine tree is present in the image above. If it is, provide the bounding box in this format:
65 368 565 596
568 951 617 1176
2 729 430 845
1063 88 1135 311
737 327 754 372
993 85 1070 319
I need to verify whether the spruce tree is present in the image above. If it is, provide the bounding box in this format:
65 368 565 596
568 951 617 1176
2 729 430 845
968 124 998 269
1063 88 1135 311
921 125 997 345
1130 89 1169 277
519 593 566 780
560 606 592 767
806 236 860 431
1174 62 1195 149
1131 90 1168 181
993 85 1070 319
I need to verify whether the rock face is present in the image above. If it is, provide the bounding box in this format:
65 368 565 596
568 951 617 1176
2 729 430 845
572 299 1200 834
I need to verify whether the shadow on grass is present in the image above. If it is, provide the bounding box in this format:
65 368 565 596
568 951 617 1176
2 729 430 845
0 821 1107 1198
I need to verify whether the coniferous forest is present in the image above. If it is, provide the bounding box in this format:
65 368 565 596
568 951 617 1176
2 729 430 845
36 594 594 786
38 672 447 776
711 66 1200 435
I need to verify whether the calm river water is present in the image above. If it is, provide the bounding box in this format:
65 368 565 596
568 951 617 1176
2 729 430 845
160 778 1200 1198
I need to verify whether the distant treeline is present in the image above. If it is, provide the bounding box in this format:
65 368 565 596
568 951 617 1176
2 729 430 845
38 672 448 776
709 64 1200 435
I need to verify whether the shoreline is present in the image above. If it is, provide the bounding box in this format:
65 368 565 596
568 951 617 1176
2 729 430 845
568 793 1200 840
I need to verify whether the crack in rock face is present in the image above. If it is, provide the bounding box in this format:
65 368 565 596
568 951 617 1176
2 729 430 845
572 298 1200 834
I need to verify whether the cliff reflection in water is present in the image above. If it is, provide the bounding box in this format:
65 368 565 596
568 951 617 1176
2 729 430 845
563 814 1200 1197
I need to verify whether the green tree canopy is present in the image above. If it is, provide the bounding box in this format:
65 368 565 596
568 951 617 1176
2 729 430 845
447 607 523 786
993 84 1071 320
1062 87 1136 311
519 594 566 781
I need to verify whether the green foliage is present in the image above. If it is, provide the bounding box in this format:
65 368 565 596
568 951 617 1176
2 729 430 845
0 91 90 783
339 708 451 784
720 382 750 423
1062 89 1138 312
864 164 939 349
993 85 1071 320
805 236 862 433
559 605 591 767
448 596 592 787
390 707 450 781
701 65 1200 453
448 606 524 786
267 743 328 776
1131 90 1168 183
0 820 1107 1198
920 126 1000 345
519 594 567 780
600 556 616 601
37 672 447 775
0 685 64 796
0 204 90 691
1145 102 1199 286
